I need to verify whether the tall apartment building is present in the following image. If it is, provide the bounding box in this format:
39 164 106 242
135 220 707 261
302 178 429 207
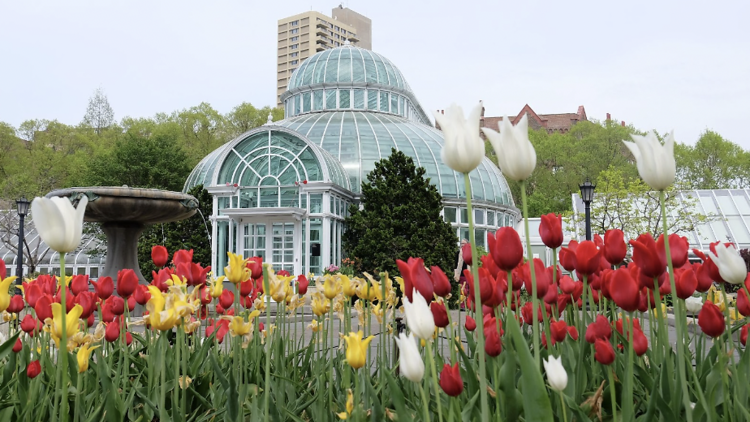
277 6 372 106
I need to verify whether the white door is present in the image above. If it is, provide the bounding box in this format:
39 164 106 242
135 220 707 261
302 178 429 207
240 219 301 275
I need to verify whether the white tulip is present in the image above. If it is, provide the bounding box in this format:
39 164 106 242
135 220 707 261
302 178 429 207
623 131 675 191
708 243 747 285
685 296 703 314
31 196 88 253
433 103 485 174
394 332 424 383
482 114 536 181
403 290 435 340
542 355 568 392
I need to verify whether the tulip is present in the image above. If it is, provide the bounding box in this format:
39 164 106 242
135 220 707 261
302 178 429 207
343 331 374 369
430 300 449 328
396 257 434 302
465 315 476 331
742 325 749 346
708 243 747 285
225 252 251 284
134 284 151 306
7 294 24 314
685 296 703 314
567 326 579 340
539 213 563 249
34 294 53 322
594 338 615 365
484 328 502 357
394 332 424 382
465 267 494 304
20 314 38 334
311 294 330 316
219 289 234 309
439 363 464 396
629 234 666 279
91 276 114 300
13 338 22 353
77 343 99 372
482 114 537 181
105 320 120 342
31 196 88 253
602 229 627 266
559 241 579 272
574 241 601 276
108 296 125 316
656 234 689 269
145 286 179 331
173 249 193 267
0 275 18 313
322 276 340 300
623 131 675 191
151 245 169 268
27 360 41 379
247 256 263 280
585 315 612 343
738 290 750 316
610 268 640 312
675 269 698 300
431 266 452 298
297 274 309 295
698 301 725 338
433 102 485 173
23 283 42 308
403 290 436 340
488 228 524 271
70 275 89 296
50 303 83 345
521 259 550 299
550 320 568 343
542 355 568 392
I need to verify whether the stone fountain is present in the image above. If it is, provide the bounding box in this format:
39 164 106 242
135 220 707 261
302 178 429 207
47 187 198 284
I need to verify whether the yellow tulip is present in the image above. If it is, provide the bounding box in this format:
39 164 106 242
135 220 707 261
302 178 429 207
77 343 99 373
394 276 405 295
308 319 322 332
337 389 354 419
167 274 186 287
343 331 374 369
49 303 83 346
323 276 341 300
707 285 726 312
0 276 18 312
356 274 381 301
210 276 225 298
267 273 288 302
341 275 357 298
224 252 250 284
311 293 330 316
229 316 252 336
146 286 179 331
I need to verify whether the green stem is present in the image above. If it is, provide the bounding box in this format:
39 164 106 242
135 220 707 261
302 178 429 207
174 326 180 419
660 190 693 422
426 341 444 422
419 383 431 422
75 370 82 422
463 172 490 420
262 265 272 422
521 180 541 369
59 252 68 422
606 367 617 422
329 298 335 411
559 390 569 422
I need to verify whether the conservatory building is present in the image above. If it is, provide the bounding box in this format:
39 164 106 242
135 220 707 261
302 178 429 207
184 45 520 277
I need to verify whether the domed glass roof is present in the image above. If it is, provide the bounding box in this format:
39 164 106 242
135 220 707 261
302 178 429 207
287 46 411 92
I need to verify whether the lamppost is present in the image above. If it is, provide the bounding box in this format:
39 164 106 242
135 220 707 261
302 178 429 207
15 197 30 288
579 179 596 241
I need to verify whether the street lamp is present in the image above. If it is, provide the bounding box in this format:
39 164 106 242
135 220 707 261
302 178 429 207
579 179 596 241
15 197 30 288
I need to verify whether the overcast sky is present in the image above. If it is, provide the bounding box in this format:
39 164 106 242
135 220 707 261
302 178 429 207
1 1 748 148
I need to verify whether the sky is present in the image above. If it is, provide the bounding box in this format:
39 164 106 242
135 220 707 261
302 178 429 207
1 1 748 148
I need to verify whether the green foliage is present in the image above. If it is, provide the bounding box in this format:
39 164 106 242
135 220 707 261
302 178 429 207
675 129 750 189
343 148 458 277
138 185 213 275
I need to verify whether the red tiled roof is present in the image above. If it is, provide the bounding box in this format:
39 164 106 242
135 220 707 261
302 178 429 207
480 105 587 133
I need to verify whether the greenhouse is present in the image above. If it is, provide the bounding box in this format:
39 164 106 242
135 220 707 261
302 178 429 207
184 45 520 277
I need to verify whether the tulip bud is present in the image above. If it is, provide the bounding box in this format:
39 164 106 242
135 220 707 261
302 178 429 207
116 269 138 298
7 295 24 314
602 229 627 266
550 320 568 343
434 103 485 173
394 332 424 383
134 284 151 306
219 290 234 309
594 338 615 365
430 301 449 328
20 314 38 334
34 294 53 322
430 266 452 298
105 320 120 343
465 316 476 331
91 276 114 300
484 329 502 357
297 275 309 296
698 301 725 338
542 356 568 392
439 363 464 396
127 295 135 312
675 269 698 300
13 337 22 353
24 284 42 308
461 243 473 267
402 290 435 340
26 360 41 379
488 228 524 271
741 325 748 347
151 245 169 268
70 275 89 296
685 296 703 314
539 213 563 249
708 243 748 285
574 241 601 276
31 196 88 253
482 114 537 181
173 249 194 267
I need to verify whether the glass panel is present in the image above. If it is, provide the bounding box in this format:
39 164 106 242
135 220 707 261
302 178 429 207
460 208 468 224
475 229 486 249
391 94 398 114
353 89 365 109
90 268 99 278
260 187 279 207
279 187 299 207
338 48 351 83
339 89 351 109
367 89 378 110
309 218 322 275
474 209 485 225
302 92 311 112
444 207 457 223
294 95 301 115
301 193 307 210
460 228 470 243
379 92 389 112
732 191 750 214
239 189 257 208
325 90 337 110
351 49 365 82
715 192 738 215
727 216 750 244
699 193 718 214
488 211 495 226
313 90 324 110
310 194 323 213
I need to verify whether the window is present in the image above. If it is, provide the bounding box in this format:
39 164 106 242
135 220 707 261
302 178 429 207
290 60 298 65
291 20 299 26
291 36 299 42
444 207 457 223
335 34 340 39
334 26 340 31
291 28 299 34
474 209 485 225
335 42 340 46
290 52 298 57
290 44 298 50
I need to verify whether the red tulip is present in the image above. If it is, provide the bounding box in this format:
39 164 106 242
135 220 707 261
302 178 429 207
632 327 649 356
173 249 194 267
465 267 494 304
13 338 22 353
629 234 665 279
7 295 24 314
297 275 309 296
70 275 89 296
656 234 689 269
36 274 57 296
431 266 452 297
488 228 524 271
741 325 748 346
34 294 53 322
465 316 476 331
198 286 212 305
484 328 502 357
575 241 601 276
593 233 604 248
480 254 500 279
559 275 576 295
594 338 615 365
396 257 434 302
219 290 234 309
694 263 713 293
24 283 42 308
151 245 169 268
151 268 172 292
247 256 263 280
75 292 97 319
539 213 564 249
610 268 640 312
431 301 449 328
100 299 115 323
87 313 95 327
550 320 568 343
107 296 125 316
602 229 627 266
126 332 133 346
567 326 579 340
738 289 750 317
0 260 5 279
461 242 473 267
585 315 612 343
240 279 254 297
698 301 725 338
439 363 464 396
134 284 151 305
521 302 545 325
675 269 698 300
521 258 550 299
127 295 136 312
91 276 114 300
26 360 41 379
116 269 138 298
20 314 38 334
105 320 120 343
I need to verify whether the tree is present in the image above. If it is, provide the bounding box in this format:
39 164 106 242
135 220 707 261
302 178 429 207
570 167 716 241
343 149 458 277
82 88 115 135
0 209 50 274
82 132 191 191
224 103 284 139
675 130 750 189
137 185 212 275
